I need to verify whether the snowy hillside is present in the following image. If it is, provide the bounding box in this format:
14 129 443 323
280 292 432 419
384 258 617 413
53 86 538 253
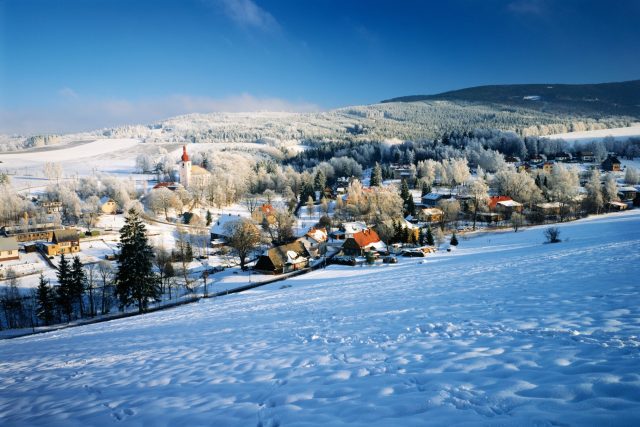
3 211 640 426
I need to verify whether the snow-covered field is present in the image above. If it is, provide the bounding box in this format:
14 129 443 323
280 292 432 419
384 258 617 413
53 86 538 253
543 123 640 144
2 211 640 426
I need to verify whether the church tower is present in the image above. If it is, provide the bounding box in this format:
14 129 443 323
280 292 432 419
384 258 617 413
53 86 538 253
179 145 192 188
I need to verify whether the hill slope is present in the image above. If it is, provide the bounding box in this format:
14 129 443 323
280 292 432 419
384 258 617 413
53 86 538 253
3 211 640 426
383 80 640 117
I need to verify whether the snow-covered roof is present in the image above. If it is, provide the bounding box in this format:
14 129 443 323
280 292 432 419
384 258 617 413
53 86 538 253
210 214 242 236
0 237 18 251
617 186 637 192
306 227 328 243
99 196 115 205
497 200 523 208
342 221 367 235
422 193 444 201
420 207 444 215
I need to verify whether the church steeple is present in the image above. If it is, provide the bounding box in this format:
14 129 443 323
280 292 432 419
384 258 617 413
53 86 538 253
180 145 192 188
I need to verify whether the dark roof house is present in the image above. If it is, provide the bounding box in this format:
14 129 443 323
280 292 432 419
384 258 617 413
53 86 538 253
601 155 621 172
254 241 310 274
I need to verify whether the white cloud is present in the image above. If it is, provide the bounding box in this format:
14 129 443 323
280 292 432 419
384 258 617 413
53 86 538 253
0 93 321 135
57 87 79 99
207 0 280 33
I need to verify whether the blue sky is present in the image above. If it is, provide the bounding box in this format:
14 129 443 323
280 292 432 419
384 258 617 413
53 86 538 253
1 0 639 134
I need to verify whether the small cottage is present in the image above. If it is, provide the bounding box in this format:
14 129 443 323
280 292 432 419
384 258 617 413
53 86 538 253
495 199 524 218
0 237 19 262
419 207 444 223
99 197 118 214
254 241 310 275
601 155 621 172
41 229 80 256
342 228 386 257
297 227 328 258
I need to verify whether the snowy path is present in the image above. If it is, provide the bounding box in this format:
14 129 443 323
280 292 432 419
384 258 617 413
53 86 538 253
2 212 640 426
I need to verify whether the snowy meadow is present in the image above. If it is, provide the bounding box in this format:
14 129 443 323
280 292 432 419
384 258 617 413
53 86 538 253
2 211 640 426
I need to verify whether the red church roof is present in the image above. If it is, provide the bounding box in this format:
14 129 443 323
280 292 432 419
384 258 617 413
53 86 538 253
181 145 190 162
488 196 512 210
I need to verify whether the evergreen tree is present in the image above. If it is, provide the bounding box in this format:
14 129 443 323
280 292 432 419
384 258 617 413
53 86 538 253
370 163 383 187
314 169 326 192
402 226 410 243
300 182 316 203
406 196 416 217
56 254 73 322
36 273 55 325
70 256 86 317
400 179 411 202
115 209 160 313
206 210 213 226
393 220 402 243
426 226 435 246
400 179 415 217
450 232 459 246
421 181 431 197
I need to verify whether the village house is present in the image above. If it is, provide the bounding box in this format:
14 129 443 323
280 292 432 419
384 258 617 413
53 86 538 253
41 229 80 256
601 155 621 172
421 193 451 207
99 197 118 214
297 227 328 258
576 151 595 162
488 196 513 212
38 200 63 215
1 223 57 243
516 162 531 173
390 164 416 182
606 201 628 212
535 202 562 216
495 199 524 218
0 237 19 262
341 228 386 257
252 204 277 225
541 161 555 174
618 186 637 204
554 152 572 162
418 207 444 223
476 212 504 223
253 241 310 275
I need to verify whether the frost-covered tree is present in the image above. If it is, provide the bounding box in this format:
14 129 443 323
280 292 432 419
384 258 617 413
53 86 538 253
603 173 619 203
466 177 489 230
584 169 604 214
625 167 639 185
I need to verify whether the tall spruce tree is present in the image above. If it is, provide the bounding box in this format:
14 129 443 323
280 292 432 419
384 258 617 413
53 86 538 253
56 254 73 322
399 179 415 216
115 209 160 313
314 169 326 192
36 273 55 325
426 226 435 246
370 163 383 187
70 256 86 317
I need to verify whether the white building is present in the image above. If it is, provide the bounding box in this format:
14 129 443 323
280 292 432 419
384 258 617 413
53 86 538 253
179 145 192 188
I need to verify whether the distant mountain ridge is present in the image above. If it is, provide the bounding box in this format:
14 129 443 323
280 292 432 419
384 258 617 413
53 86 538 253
382 80 640 118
